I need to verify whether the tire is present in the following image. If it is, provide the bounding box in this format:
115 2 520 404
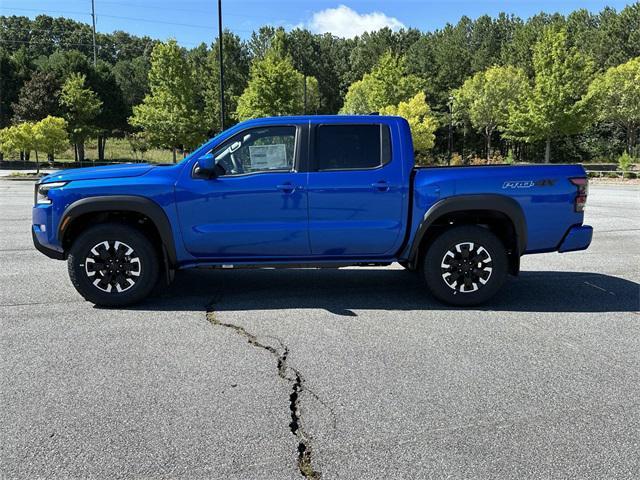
68 223 159 307
423 225 508 307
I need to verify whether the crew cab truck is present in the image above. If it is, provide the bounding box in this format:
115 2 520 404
32 115 593 307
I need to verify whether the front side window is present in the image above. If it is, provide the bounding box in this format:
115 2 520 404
212 126 296 175
314 124 391 171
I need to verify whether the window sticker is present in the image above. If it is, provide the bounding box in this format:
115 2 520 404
248 144 288 170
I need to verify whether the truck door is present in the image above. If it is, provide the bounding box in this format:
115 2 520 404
175 124 310 258
307 123 406 256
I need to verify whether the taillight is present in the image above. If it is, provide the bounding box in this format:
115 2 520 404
569 177 588 212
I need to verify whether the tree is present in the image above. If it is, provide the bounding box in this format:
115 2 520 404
92 62 128 161
500 13 565 76
129 40 206 162
341 52 423 114
127 132 150 162
405 18 473 109
33 116 69 164
11 71 61 123
248 26 278 60
203 31 250 133
585 57 640 155
469 14 519 73
284 29 344 113
0 49 22 128
345 28 421 88
59 73 102 162
0 125 20 159
381 92 438 156
0 127 10 161
507 28 594 162
113 57 150 111
37 49 93 83
235 49 317 120
453 65 529 159
0 122 37 162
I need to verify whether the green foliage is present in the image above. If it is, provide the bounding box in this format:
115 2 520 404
11 71 60 122
381 92 437 152
454 65 529 159
1 117 68 162
505 148 516 164
33 116 69 157
500 13 565 76
235 49 317 120
618 151 634 172
113 57 150 109
130 40 206 157
0 125 20 156
341 52 423 114
450 152 464 166
59 73 102 142
405 19 473 108
1 7 639 164
247 26 279 61
586 57 640 154
345 28 421 88
127 132 150 161
507 28 595 161
283 29 348 113
0 122 36 157
0 49 23 127
92 61 128 136
203 31 250 133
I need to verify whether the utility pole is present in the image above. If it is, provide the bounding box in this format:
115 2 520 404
90 0 97 67
217 0 225 132
448 95 454 166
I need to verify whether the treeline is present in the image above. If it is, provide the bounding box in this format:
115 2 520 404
0 5 639 164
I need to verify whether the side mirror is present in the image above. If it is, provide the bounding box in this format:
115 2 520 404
194 153 218 178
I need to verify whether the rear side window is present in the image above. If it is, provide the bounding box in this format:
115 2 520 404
314 124 391 171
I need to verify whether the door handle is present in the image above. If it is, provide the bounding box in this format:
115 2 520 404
276 182 299 193
371 181 390 192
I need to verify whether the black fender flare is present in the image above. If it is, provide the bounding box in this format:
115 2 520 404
408 194 527 264
59 195 177 266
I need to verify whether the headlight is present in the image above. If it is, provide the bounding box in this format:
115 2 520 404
35 182 68 205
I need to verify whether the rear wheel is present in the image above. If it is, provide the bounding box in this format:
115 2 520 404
68 223 159 307
423 225 507 306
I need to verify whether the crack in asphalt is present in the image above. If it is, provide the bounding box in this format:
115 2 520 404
206 301 322 479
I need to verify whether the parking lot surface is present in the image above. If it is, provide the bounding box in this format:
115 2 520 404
1 180 639 479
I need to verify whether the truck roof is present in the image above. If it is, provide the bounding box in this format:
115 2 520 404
239 114 401 124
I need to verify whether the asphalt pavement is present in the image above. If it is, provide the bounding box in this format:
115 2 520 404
1 180 639 479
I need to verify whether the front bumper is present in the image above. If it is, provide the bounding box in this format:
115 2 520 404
558 225 593 253
32 204 65 260
32 227 65 260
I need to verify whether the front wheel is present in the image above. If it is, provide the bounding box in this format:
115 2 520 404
68 223 159 307
423 225 508 306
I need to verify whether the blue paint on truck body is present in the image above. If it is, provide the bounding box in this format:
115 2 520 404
32 115 592 269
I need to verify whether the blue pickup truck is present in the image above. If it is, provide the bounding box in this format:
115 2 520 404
32 115 592 307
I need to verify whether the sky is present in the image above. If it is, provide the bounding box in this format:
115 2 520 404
1 0 635 47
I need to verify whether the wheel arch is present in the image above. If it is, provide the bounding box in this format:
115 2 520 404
408 195 527 274
59 196 177 267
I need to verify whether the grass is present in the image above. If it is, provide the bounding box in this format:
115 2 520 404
60 137 176 164
1 138 177 164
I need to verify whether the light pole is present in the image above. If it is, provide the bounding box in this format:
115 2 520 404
217 0 225 132
91 0 97 67
448 95 454 166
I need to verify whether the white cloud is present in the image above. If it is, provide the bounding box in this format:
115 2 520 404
307 5 405 38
